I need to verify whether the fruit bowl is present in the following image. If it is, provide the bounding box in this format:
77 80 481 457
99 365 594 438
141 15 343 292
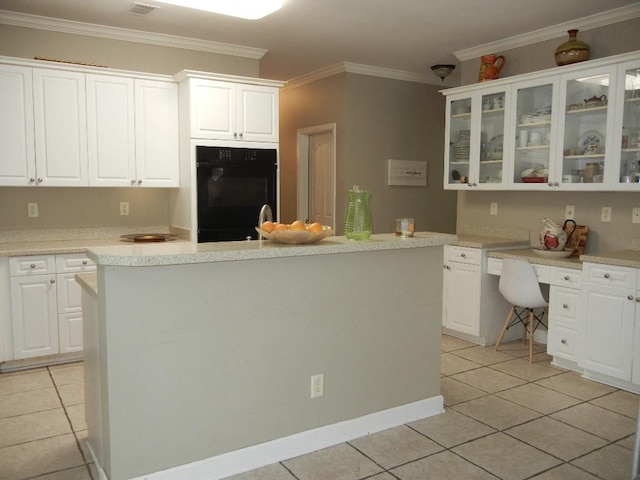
255 226 334 244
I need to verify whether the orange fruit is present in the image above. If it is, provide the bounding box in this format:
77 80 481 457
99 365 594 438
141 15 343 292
290 220 306 231
261 221 276 233
306 222 324 233
274 223 290 231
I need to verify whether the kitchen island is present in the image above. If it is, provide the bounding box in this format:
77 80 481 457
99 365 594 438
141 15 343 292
81 232 455 480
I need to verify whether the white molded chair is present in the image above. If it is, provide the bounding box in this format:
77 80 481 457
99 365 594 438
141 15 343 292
494 257 548 362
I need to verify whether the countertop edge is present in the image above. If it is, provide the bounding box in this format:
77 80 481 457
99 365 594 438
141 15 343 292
487 249 583 269
87 232 457 267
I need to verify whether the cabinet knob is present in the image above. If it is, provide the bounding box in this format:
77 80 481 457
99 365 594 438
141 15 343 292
548 182 553 187
554 182 559 186
561 339 567 344
131 179 136 185
604 273 610 279
30 264 36 269
233 132 238 138
82 260 88 265
137 179 142 185
461 253 466 258
562 303 568 309
50 278 55 284
239 132 243 138
636 297 640 303
564 275 570 281
37 178 43 183
29 178 35 183
629 295 635 301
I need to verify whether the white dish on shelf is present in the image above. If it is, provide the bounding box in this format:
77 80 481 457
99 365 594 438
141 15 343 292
532 248 575 258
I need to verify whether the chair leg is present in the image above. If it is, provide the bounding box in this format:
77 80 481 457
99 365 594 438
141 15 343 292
528 309 535 363
495 307 515 352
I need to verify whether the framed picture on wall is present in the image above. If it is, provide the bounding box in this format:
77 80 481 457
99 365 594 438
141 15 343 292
387 159 427 186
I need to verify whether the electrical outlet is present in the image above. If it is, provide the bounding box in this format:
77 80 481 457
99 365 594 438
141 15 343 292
490 202 498 215
120 202 129 216
311 374 324 398
601 206 612 223
27 203 38 218
565 205 575 219
633 208 640 224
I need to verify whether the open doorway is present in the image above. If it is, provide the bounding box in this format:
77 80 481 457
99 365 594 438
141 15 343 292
296 124 336 228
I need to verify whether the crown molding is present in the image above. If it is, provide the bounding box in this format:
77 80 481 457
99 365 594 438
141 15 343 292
0 10 267 59
454 4 640 62
284 61 456 89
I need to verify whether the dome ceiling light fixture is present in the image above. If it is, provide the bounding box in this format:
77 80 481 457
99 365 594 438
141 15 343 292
154 0 285 19
431 64 456 82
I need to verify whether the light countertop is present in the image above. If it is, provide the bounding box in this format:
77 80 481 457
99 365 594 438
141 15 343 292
0 238 130 257
580 250 640 269
86 232 457 267
454 234 530 249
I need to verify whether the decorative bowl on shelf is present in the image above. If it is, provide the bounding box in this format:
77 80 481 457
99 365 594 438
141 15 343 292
532 248 575 258
255 226 334 244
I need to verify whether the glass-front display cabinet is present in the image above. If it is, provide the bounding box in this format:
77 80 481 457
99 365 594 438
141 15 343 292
616 61 640 189
444 87 509 189
509 79 557 188
556 66 615 189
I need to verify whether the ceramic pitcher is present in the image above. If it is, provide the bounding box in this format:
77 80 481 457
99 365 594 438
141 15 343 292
478 54 506 82
539 217 576 251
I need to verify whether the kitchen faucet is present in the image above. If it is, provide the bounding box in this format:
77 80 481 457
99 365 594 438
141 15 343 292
258 204 273 239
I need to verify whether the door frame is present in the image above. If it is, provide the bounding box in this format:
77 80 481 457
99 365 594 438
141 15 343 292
296 123 337 226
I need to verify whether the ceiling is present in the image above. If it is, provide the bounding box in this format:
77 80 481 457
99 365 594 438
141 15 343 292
0 0 638 82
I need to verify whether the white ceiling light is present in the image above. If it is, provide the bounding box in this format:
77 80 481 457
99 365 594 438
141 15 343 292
154 0 284 19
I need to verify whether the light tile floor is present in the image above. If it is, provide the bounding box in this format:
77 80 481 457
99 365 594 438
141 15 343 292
1 335 638 480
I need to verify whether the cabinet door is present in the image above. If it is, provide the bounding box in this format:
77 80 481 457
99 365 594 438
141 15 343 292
509 78 558 189
33 69 87 186
189 79 237 139
56 272 83 314
581 282 635 381
237 84 279 142
614 60 640 189
134 79 179 187
556 65 616 190
0 65 35 186
477 87 510 189
59 312 83 353
87 74 136 186
443 261 480 336
444 94 473 189
10 274 58 359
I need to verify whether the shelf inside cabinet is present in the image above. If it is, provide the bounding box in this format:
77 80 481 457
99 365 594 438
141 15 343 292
516 145 550 151
517 121 551 128
450 161 470 165
451 112 472 119
566 105 607 114
625 97 640 104
622 148 640 153
564 153 606 159
481 108 505 115
479 159 503 164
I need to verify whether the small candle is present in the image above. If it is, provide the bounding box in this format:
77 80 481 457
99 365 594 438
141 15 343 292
395 218 414 238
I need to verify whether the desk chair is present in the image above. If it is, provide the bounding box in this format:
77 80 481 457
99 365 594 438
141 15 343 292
494 257 548 362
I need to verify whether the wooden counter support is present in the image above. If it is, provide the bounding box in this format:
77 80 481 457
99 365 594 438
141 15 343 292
80 233 455 480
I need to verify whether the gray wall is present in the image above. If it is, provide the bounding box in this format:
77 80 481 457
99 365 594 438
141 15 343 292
0 24 259 232
280 73 457 235
456 18 640 253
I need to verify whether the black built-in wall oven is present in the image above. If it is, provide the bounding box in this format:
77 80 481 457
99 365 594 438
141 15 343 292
196 146 277 243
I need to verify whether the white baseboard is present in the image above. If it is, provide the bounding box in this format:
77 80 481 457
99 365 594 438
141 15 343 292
93 395 443 480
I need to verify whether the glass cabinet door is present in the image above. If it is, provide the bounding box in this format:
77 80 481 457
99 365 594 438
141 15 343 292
559 67 614 187
619 64 640 186
446 97 472 188
511 80 555 187
478 91 507 187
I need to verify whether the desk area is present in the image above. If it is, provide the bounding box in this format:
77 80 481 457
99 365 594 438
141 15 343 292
444 240 640 394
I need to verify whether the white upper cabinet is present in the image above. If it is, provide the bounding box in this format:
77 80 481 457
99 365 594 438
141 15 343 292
0 64 35 186
186 77 280 142
443 50 640 191
33 69 88 186
134 79 179 187
86 74 136 186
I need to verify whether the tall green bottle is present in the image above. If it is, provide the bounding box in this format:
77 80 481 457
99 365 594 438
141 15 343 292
344 185 372 240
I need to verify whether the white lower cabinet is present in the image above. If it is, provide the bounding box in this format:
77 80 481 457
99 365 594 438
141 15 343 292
442 245 519 345
547 268 582 368
8 253 95 360
580 262 638 386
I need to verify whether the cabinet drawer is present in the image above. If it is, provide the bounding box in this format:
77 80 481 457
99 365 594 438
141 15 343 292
445 246 480 265
550 267 582 288
548 324 578 362
55 253 96 273
549 286 580 324
583 263 637 289
10 255 56 276
486 257 501 275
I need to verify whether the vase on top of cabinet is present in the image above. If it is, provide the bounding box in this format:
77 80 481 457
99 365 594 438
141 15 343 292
444 85 510 190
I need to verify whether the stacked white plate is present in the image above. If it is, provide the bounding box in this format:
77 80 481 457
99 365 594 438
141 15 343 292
454 130 471 160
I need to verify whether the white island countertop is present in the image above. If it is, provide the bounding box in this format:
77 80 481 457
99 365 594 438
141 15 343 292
86 231 457 267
